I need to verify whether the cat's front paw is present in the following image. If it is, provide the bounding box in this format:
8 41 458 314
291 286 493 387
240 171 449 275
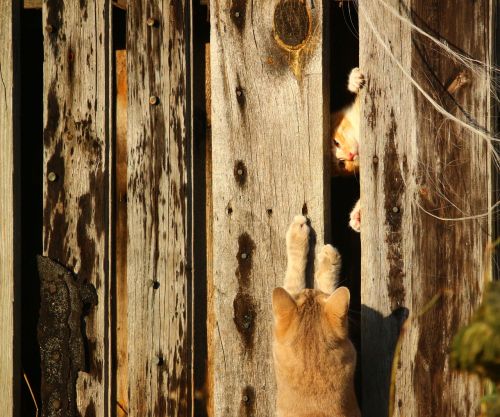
349 200 361 233
286 215 310 252
347 67 365 94
317 244 342 269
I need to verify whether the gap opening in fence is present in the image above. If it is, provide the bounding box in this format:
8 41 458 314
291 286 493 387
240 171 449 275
330 1 361 402
20 7 43 417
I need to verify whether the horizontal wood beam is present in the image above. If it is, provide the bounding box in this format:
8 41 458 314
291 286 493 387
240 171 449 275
24 0 126 10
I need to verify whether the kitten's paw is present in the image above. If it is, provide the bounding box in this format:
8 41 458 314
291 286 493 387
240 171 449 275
286 215 310 250
349 201 361 233
318 244 342 269
347 67 365 94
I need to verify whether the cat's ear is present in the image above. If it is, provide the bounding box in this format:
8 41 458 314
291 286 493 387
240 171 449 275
272 287 296 323
324 286 350 328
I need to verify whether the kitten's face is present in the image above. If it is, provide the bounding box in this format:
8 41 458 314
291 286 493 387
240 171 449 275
272 287 351 346
332 116 359 176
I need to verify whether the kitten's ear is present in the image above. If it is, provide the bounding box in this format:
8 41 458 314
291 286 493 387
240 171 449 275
272 287 296 321
324 286 350 328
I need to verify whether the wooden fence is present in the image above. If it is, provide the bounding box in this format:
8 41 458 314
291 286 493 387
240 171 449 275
0 0 496 416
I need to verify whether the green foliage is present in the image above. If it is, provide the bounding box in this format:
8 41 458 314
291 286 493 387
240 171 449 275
450 281 500 416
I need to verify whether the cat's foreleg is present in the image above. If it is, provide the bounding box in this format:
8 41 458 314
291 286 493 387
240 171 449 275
348 67 365 94
284 215 310 295
314 244 342 295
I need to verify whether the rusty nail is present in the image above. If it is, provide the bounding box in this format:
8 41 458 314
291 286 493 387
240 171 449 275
237 169 243 175
51 399 61 410
373 156 379 164
48 172 58 182
243 395 249 402
45 25 54 33
235 11 240 18
146 17 157 27
392 206 400 213
241 253 248 260
149 95 159 105
48 284 57 295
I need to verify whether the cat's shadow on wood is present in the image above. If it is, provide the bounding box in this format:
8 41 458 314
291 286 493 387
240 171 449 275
360 305 408 417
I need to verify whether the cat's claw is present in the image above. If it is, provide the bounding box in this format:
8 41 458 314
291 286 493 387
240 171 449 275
348 67 365 94
349 201 361 233
286 215 310 250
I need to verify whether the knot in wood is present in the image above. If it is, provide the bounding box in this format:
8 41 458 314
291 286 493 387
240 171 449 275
273 0 312 51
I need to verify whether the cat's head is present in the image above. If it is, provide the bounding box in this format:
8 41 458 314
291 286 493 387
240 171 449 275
331 113 359 176
272 286 351 345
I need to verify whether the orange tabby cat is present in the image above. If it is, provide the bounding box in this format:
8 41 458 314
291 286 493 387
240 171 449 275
272 215 360 417
332 68 365 232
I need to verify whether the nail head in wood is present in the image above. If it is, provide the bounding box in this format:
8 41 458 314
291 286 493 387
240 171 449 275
392 206 400 213
149 95 159 105
51 399 61 410
48 172 58 182
241 253 247 260
373 156 379 164
153 356 164 366
243 395 249 402
146 17 157 27
45 24 54 33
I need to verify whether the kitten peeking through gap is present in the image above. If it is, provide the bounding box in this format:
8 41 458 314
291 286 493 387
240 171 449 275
331 68 365 232
272 215 360 417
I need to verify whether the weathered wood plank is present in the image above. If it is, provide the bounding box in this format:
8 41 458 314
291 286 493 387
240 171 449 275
210 1 329 416
126 2 193 416
359 1 492 416
24 0 42 9
42 1 112 416
0 2 21 417
115 49 128 417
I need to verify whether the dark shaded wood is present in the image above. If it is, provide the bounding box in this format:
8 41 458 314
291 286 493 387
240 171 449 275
126 2 193 416
0 1 21 416
359 1 492 416
42 1 113 416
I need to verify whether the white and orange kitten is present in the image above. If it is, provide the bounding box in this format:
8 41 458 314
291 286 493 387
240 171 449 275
331 68 365 232
272 215 360 417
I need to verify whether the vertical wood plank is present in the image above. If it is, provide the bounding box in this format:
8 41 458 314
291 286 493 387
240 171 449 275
210 1 329 415
126 2 193 416
115 49 128 417
359 1 492 416
42 1 112 416
0 2 21 416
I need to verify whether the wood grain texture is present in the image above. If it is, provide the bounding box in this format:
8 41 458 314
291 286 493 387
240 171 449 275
359 1 492 416
24 0 42 9
126 2 193 416
42 1 112 416
115 50 128 417
210 1 329 415
0 2 21 416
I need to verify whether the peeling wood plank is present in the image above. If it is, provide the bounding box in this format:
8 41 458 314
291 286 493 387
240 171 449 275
210 1 330 416
126 1 193 416
115 49 128 417
0 2 21 416
42 1 113 416
359 1 492 416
